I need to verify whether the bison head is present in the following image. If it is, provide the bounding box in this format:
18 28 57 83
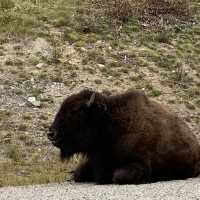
48 89 109 160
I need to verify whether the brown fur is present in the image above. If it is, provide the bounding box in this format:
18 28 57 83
48 89 200 184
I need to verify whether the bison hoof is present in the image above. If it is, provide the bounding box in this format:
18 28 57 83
73 162 94 183
73 168 87 182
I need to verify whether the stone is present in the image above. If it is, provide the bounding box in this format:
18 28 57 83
36 63 47 68
28 97 41 107
97 64 105 69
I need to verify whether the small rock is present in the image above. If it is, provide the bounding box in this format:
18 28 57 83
19 102 26 107
185 102 196 110
97 64 105 69
142 23 148 27
80 47 87 52
28 97 41 107
94 79 102 84
25 132 30 136
96 40 102 45
36 63 47 68
28 96 36 102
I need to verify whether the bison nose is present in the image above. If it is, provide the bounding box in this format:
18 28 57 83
48 126 56 140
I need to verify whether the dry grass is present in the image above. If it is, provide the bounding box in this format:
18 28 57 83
138 0 190 15
0 161 69 187
89 0 191 22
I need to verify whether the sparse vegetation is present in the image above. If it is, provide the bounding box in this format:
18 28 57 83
6 144 22 162
0 0 199 187
86 0 191 23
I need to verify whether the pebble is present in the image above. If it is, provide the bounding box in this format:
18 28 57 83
80 47 87 52
19 102 26 107
36 63 47 68
97 64 105 69
28 97 41 107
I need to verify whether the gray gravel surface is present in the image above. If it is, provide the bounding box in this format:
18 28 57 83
1 178 200 200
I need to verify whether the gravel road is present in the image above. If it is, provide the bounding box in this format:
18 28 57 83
1 178 200 200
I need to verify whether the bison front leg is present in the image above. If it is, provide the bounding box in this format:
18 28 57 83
91 155 114 184
93 167 113 185
113 162 150 184
73 159 94 183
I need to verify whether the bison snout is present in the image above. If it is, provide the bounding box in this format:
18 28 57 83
47 126 62 147
48 126 57 141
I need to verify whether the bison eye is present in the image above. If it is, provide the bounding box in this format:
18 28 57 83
71 106 86 115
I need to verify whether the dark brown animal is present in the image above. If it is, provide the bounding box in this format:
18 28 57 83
48 89 200 184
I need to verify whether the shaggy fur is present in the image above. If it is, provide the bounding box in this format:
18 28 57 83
48 89 200 184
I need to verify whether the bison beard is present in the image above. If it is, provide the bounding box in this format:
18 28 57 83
48 89 200 184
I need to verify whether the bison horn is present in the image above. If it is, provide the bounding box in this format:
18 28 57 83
86 93 96 107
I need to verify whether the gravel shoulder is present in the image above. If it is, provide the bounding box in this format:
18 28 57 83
1 178 200 200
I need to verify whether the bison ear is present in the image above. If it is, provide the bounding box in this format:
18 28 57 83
86 93 96 107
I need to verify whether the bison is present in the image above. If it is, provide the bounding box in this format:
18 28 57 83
48 89 200 184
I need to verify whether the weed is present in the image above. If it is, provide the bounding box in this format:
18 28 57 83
96 55 106 65
50 72 63 82
70 71 77 78
195 99 200 108
49 38 62 64
29 55 40 65
83 66 96 74
6 144 22 162
89 0 190 23
108 61 121 68
14 89 23 95
31 88 42 97
39 114 48 121
82 57 89 65
5 57 24 66
155 31 172 44
0 0 15 11
64 30 80 44
17 134 30 142
151 89 162 97
23 114 32 121
18 124 28 132
87 50 99 61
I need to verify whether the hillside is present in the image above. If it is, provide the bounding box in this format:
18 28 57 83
0 0 200 186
